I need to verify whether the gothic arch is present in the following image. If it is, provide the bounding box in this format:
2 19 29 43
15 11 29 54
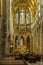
20 36 24 46
11 0 31 20
25 33 33 52
26 36 30 49
15 36 18 49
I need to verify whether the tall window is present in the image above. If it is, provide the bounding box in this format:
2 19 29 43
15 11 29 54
14 12 18 24
14 9 31 25
20 36 24 46
26 10 30 24
20 12 25 24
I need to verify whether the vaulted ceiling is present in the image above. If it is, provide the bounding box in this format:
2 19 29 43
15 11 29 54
11 0 37 11
11 0 37 23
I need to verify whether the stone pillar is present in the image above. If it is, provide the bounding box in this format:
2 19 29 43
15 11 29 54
0 0 6 58
32 32 35 53
0 0 2 58
5 0 10 57
36 27 40 54
32 31 36 53
35 30 37 54
40 21 42 55
2 0 7 57
42 21 43 55
10 0 15 55
35 30 38 54
37 27 40 54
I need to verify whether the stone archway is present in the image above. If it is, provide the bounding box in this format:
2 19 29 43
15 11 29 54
14 33 33 55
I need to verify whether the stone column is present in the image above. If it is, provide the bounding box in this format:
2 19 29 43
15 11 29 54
40 21 42 55
0 0 6 58
33 31 36 53
5 0 10 56
32 32 35 53
42 21 43 55
10 0 15 55
0 0 2 58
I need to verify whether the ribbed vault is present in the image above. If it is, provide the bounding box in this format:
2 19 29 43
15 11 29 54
11 0 37 23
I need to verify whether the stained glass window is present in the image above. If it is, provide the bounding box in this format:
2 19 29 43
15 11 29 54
20 12 25 24
14 12 18 24
26 11 30 24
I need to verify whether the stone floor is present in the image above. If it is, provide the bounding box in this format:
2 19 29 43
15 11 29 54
0 57 43 65
0 57 25 65
26 61 43 65
25 58 43 65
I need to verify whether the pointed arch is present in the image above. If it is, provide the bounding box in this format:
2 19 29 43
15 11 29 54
26 36 30 49
15 36 18 49
20 36 24 46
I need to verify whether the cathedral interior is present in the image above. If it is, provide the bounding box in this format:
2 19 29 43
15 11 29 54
0 0 43 65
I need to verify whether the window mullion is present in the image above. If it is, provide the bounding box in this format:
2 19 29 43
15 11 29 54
18 10 20 30
25 10 26 30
